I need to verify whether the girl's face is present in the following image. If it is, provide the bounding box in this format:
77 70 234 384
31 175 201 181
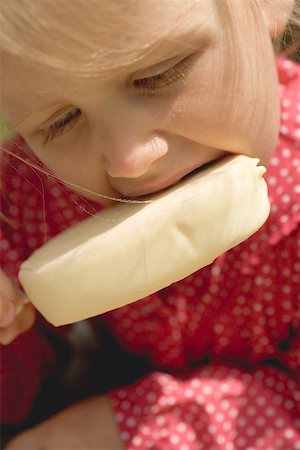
0 0 290 204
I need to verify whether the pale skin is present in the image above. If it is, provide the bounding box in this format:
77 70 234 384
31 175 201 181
0 0 294 447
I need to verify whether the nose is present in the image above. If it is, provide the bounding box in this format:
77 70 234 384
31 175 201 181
103 135 169 178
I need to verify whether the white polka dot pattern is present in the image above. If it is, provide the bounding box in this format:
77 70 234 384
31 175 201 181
0 141 103 283
105 57 300 448
0 58 300 444
110 365 300 449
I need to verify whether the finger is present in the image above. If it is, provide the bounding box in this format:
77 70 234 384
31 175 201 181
0 303 36 345
0 269 27 309
0 269 17 300
0 295 16 327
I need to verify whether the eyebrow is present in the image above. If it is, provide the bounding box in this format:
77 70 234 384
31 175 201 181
7 103 47 128
94 24 213 78
4 95 64 128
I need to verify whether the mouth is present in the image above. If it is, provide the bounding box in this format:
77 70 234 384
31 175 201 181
121 156 224 198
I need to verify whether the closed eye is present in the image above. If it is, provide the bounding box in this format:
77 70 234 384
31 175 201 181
44 108 81 144
132 55 192 94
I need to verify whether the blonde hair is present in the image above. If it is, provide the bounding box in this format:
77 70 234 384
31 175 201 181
0 0 192 76
0 0 299 77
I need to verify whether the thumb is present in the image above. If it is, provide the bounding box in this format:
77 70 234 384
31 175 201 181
0 300 36 345
0 269 29 325
0 294 17 327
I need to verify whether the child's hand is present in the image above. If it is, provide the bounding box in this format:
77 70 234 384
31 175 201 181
4 396 124 449
0 269 36 345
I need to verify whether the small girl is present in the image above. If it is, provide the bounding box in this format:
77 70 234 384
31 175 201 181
1 1 300 449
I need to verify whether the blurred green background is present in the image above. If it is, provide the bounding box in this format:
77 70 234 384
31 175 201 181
0 118 13 141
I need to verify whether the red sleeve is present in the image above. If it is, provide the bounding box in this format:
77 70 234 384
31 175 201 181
0 171 58 424
0 137 104 425
0 141 57 424
0 327 58 425
109 364 300 449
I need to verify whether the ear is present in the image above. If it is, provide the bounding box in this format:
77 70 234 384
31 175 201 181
261 0 294 37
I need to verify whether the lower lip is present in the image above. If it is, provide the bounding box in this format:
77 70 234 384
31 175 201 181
123 160 215 198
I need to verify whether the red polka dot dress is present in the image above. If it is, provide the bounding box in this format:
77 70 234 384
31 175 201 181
1 58 300 448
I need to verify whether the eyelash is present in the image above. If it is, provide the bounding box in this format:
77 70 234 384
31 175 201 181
132 57 191 94
44 108 81 144
44 57 191 143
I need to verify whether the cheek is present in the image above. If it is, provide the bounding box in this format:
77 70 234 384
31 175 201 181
169 44 279 162
24 138 117 203
45 158 117 204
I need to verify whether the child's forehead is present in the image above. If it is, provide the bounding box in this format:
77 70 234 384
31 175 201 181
1 0 217 74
